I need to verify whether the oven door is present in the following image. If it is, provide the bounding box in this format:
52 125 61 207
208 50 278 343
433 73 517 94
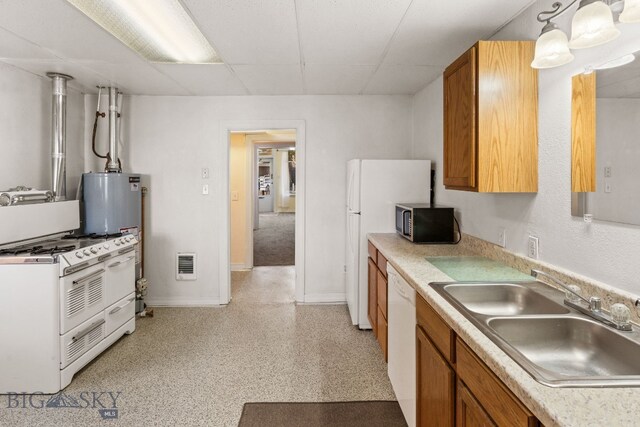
60 264 106 334
105 250 136 307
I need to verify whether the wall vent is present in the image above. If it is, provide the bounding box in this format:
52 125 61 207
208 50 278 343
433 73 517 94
176 253 197 281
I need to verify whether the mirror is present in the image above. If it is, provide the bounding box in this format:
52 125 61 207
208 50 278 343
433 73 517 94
572 49 640 226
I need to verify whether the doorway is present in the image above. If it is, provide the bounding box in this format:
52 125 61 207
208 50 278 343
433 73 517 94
219 120 305 305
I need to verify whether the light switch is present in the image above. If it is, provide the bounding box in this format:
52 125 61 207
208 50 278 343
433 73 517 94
202 184 209 195
604 166 612 178
231 191 239 201
202 168 210 179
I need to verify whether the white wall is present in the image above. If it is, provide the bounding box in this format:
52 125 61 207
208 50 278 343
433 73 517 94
86 95 413 305
0 62 84 200
412 0 640 294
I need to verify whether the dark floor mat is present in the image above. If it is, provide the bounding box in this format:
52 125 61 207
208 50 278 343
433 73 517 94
238 401 407 427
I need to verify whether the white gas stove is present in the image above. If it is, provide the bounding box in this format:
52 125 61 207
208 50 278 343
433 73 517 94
0 230 137 393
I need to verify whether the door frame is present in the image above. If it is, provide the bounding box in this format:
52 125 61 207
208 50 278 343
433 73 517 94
218 120 306 304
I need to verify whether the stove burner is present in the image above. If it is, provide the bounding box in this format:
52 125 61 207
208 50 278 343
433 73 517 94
30 245 76 256
0 245 43 256
63 232 123 240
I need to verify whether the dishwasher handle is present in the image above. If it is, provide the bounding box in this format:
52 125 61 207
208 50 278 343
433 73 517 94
389 271 414 304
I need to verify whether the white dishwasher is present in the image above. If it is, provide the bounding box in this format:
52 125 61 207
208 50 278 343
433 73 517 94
387 264 416 427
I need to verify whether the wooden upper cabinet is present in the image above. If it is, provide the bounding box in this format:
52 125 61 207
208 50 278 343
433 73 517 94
571 72 596 192
444 41 538 193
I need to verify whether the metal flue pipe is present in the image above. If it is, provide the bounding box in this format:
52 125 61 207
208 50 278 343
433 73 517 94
47 72 73 201
106 86 120 172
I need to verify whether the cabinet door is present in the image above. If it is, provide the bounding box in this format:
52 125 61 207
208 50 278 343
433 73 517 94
457 380 496 427
444 46 476 190
377 306 388 362
368 257 378 337
416 325 455 427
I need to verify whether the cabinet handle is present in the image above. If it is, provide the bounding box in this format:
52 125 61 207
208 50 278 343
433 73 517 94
109 306 122 315
108 256 135 268
109 298 135 315
72 269 105 285
72 319 105 342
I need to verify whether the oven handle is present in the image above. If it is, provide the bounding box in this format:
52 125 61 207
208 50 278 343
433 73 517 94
109 297 136 315
72 319 105 343
108 256 135 269
72 269 105 285
402 210 411 236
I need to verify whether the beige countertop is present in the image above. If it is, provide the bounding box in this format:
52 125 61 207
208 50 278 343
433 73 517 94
368 233 640 427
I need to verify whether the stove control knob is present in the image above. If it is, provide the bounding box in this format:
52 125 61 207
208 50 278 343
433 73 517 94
76 251 84 259
90 247 98 254
115 240 121 246
103 243 110 250
83 249 91 256
120 238 125 244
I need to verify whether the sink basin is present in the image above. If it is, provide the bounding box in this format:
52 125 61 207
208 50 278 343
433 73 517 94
488 316 640 385
441 283 569 316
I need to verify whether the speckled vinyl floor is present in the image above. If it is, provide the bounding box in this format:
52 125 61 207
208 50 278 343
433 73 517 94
0 266 395 427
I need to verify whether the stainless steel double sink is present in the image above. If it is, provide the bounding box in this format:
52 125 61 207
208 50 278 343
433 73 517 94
430 281 640 387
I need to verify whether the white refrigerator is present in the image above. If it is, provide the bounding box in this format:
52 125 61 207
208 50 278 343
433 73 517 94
346 159 431 328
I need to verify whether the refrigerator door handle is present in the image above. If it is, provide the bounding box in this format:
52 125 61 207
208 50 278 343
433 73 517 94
401 210 411 237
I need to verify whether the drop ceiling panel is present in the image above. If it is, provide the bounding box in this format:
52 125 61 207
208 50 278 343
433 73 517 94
364 65 441 95
0 58 105 93
232 64 303 95
303 65 376 94
76 61 189 95
0 27 58 60
182 0 300 65
296 0 412 65
383 0 536 66
0 0 145 64
153 64 249 95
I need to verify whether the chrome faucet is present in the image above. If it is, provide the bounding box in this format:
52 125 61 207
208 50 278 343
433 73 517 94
531 269 632 332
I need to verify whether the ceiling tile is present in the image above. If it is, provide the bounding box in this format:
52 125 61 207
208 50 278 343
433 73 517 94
0 58 104 93
75 61 189 95
232 64 303 95
303 64 375 94
0 0 144 64
364 65 441 95
383 0 536 66
296 0 412 65
0 27 58 60
153 64 249 95
183 0 300 65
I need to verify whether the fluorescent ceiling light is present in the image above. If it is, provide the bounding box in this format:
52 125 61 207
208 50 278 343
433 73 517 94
66 0 220 64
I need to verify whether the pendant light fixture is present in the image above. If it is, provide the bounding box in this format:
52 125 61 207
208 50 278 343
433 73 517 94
569 0 620 48
620 0 640 22
531 0 631 70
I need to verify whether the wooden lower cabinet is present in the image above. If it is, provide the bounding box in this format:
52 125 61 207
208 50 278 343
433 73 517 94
416 294 539 427
457 380 496 427
367 257 377 337
377 305 387 361
416 325 455 427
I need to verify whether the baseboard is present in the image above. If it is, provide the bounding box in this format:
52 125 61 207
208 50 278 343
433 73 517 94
302 293 347 304
145 297 222 307
231 263 251 271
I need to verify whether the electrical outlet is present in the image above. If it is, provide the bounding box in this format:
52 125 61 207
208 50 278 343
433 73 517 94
497 228 506 248
202 184 209 195
605 181 612 193
202 168 210 179
231 191 239 201
528 236 539 259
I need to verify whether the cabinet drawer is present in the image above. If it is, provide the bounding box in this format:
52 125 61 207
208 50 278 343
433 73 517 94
60 312 105 369
368 241 377 260
377 252 388 278
105 250 136 306
105 292 135 337
417 294 455 363
377 305 388 362
456 338 536 427
377 270 387 319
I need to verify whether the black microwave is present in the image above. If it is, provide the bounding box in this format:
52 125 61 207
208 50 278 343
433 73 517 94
395 204 456 243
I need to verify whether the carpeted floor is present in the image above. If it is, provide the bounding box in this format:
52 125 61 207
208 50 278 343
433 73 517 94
254 213 295 266
0 267 395 426
238 401 407 427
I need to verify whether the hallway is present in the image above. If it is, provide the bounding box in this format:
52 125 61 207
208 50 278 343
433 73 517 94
0 267 394 427
253 213 295 266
